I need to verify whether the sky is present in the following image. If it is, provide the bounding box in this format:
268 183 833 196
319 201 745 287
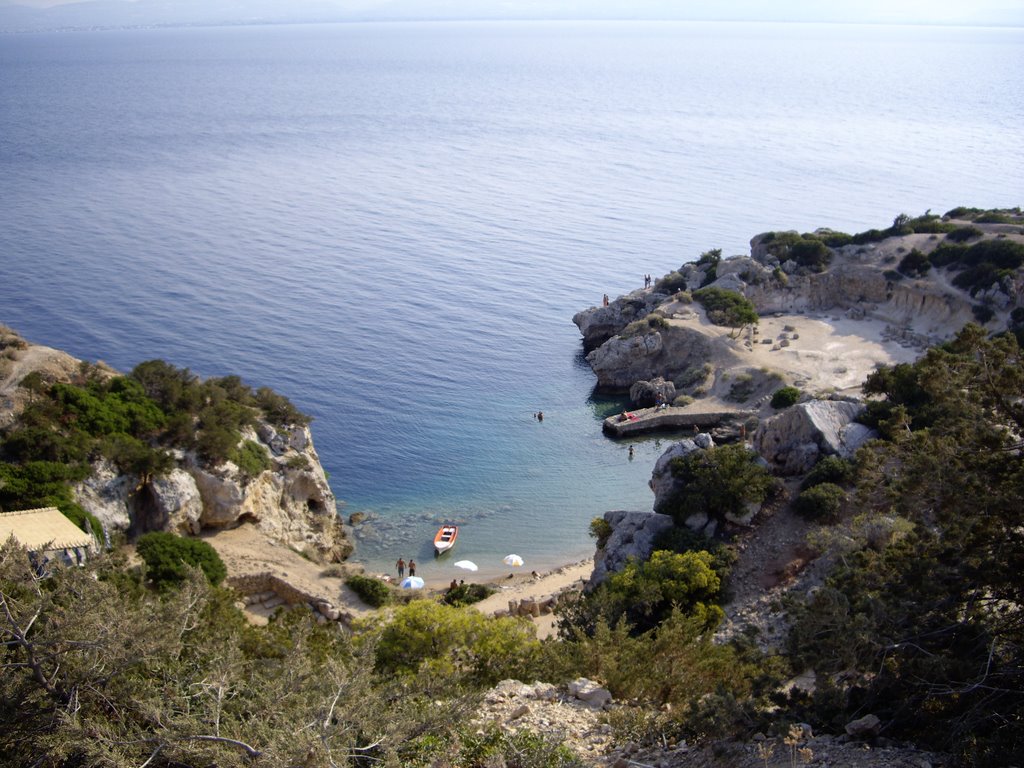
1 0 1022 27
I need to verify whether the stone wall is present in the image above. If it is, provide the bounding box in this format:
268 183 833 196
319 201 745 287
227 572 349 625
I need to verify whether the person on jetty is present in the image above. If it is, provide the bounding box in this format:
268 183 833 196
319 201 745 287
396 557 406 579
408 559 416 577
602 294 609 307
619 410 637 422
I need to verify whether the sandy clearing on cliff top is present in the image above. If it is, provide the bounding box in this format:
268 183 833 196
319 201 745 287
698 311 924 396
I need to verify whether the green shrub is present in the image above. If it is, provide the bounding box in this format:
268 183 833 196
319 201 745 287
646 313 668 330
897 248 931 277
231 439 271 478
789 238 831 271
659 444 775 525
818 231 851 248
928 242 970 267
286 454 311 470
346 574 391 607
905 216 955 235
976 212 1014 224
255 386 311 427
944 206 986 219
656 270 689 294
60 503 103 539
589 516 613 549
0 460 91 512
441 582 497 607
135 531 226 589
972 303 995 324
370 600 539 683
570 550 724 635
793 482 846 521
653 526 737 585
693 287 759 332
101 434 173 479
801 456 853 490
770 386 801 409
696 248 722 287
946 226 983 243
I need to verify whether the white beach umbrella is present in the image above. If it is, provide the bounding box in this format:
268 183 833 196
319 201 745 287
503 554 524 567
453 560 478 572
399 576 425 589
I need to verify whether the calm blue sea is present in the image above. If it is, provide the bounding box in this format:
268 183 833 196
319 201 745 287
1 20 1021 581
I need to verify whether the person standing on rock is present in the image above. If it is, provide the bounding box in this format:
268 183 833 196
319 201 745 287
408 559 416 577
396 558 405 579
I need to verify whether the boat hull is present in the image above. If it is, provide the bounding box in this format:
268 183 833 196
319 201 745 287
434 524 458 556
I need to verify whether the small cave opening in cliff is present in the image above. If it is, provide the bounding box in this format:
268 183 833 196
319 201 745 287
237 512 258 526
307 498 326 515
127 483 168 540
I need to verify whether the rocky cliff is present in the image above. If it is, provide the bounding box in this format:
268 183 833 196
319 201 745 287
578 210 1023 585
0 327 351 562
574 213 1023 402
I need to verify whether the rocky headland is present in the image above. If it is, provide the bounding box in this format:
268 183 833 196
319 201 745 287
574 213 1021 416
576 208 1024 637
0 325 351 575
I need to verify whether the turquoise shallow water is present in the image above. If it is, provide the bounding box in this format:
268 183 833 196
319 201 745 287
1 20 1021 582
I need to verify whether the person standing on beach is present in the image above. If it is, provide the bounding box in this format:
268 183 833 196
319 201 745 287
408 559 416 577
396 558 406 579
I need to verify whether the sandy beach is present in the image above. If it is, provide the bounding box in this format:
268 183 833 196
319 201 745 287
206 523 593 636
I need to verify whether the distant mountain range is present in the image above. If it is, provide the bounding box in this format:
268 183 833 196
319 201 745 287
2 0 1022 33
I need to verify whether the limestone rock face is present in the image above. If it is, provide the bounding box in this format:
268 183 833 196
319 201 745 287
649 438 706 514
572 290 669 352
753 399 874 474
585 325 713 392
628 376 676 407
590 510 675 586
73 458 133 533
71 423 348 560
183 426 348 560
151 468 205 535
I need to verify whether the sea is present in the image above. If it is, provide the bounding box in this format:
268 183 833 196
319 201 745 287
1 20 1021 582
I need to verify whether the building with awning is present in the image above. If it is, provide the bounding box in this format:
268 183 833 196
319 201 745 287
0 507 97 566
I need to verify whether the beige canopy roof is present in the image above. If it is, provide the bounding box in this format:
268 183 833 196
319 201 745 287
0 507 94 552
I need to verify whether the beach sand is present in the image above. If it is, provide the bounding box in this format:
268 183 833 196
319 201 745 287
206 523 591 637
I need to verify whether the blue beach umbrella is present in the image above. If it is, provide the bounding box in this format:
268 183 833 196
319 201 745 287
399 576 425 589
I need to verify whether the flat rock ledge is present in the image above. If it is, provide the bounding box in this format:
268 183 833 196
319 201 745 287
603 404 757 436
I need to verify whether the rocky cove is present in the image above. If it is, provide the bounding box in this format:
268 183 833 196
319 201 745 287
2 209 1022 766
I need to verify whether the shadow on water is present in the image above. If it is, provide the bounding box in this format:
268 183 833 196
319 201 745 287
573 345 633 423
587 388 631 424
